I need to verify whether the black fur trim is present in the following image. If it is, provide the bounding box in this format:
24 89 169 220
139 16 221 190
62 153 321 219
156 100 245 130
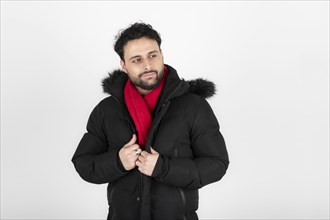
188 78 216 98
102 69 125 94
101 69 216 98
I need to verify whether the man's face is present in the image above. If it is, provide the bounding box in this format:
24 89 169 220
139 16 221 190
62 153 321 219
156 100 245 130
120 37 164 94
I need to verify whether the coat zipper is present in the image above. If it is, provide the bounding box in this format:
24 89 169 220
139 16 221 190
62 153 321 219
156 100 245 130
148 82 187 220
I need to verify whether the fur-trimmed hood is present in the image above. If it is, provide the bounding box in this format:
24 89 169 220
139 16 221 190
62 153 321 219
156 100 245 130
102 65 216 99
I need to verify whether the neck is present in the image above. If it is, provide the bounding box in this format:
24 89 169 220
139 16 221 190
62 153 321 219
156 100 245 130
136 87 152 96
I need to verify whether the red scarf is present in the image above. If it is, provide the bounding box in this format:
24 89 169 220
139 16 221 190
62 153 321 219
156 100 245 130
124 67 168 148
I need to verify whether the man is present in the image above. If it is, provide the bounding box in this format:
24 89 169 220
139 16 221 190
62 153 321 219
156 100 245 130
72 22 229 220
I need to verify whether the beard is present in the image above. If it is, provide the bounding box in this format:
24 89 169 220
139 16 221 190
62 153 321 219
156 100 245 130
130 69 164 91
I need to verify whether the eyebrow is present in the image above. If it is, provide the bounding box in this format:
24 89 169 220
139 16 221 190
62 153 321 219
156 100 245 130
128 50 159 61
148 50 159 54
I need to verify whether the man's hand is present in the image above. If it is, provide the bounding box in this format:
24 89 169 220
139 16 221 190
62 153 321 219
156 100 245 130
119 134 141 171
136 147 159 176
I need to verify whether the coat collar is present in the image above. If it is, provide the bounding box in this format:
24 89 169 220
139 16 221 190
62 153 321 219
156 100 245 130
101 64 216 100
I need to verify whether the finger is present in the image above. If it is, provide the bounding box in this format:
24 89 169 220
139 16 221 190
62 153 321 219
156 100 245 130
138 155 145 163
135 160 142 167
126 143 140 151
124 134 137 147
140 151 149 157
124 144 135 154
150 147 158 154
133 148 141 156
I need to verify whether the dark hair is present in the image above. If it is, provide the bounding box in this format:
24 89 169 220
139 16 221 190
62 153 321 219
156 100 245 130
114 22 162 61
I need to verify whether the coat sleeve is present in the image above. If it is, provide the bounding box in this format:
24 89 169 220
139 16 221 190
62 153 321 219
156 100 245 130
152 98 229 190
71 102 127 184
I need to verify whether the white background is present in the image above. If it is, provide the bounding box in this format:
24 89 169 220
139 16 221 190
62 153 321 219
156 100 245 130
1 1 329 219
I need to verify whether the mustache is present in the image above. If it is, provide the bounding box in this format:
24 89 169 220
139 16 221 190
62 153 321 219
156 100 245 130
139 70 157 77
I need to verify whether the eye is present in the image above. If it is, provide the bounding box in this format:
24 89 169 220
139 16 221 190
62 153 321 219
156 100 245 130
149 53 157 59
132 58 141 63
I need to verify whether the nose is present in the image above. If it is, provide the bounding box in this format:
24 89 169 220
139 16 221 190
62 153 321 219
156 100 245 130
143 60 151 71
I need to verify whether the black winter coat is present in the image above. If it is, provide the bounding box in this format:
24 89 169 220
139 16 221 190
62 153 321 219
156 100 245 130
72 65 229 220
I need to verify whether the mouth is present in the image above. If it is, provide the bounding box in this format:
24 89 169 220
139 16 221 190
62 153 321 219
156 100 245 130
141 71 157 79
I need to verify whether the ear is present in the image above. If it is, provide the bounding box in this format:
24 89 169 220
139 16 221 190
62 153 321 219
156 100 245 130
120 60 127 73
160 49 164 62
